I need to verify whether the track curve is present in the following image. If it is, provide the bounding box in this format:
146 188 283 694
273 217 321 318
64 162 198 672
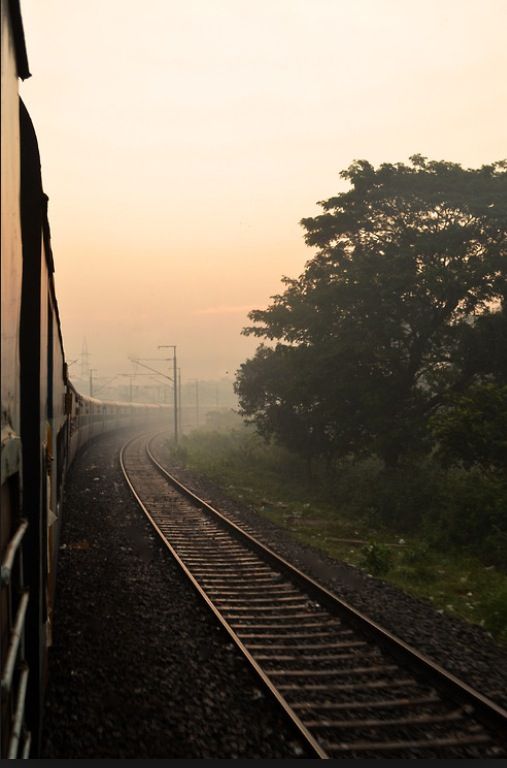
120 432 507 759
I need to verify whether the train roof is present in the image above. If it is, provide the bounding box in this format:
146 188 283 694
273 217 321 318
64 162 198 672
68 380 171 410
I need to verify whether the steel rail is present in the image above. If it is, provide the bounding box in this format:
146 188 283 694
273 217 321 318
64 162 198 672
145 434 507 736
120 431 507 758
119 432 327 759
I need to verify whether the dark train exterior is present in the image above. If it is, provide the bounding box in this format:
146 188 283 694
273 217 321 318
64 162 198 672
1 1 169 757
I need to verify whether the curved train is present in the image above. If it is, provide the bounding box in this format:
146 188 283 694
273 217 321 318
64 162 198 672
1 1 169 757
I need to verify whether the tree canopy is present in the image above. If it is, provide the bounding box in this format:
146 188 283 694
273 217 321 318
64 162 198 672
235 157 507 468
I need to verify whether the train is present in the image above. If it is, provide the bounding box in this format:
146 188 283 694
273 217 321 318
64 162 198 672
1 1 170 757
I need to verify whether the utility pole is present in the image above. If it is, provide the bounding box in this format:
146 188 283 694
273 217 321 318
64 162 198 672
129 352 178 443
158 345 178 444
89 368 97 397
81 338 90 380
189 379 200 428
118 373 134 402
178 368 182 435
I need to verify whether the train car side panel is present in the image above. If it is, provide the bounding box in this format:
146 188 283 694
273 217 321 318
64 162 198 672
0 1 34 759
18 93 47 755
0 0 22 448
47 288 67 620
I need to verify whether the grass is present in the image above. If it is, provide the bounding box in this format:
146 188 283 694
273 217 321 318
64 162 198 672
245 500 507 643
163 420 507 645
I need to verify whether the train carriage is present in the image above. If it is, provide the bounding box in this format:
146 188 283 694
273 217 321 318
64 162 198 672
1 0 33 757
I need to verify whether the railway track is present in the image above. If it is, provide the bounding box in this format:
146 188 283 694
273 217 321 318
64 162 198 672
120 432 507 759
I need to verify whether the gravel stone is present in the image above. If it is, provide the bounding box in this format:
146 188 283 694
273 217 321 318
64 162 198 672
148 433 507 713
41 428 507 758
41 430 310 759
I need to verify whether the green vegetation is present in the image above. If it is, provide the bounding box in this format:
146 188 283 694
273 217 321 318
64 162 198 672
166 157 507 643
165 419 507 644
236 157 507 473
225 157 507 641
236 155 507 468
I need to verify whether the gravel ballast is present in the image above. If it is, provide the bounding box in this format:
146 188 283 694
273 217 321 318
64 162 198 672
42 428 507 758
148 433 507 713
41 430 309 759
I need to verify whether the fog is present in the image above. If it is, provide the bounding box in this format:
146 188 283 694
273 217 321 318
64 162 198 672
20 0 507 392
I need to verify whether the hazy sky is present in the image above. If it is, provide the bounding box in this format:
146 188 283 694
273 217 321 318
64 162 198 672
20 0 507 385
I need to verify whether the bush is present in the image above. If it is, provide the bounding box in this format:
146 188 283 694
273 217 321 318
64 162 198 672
479 586 507 641
430 383 507 474
366 461 444 532
359 542 393 577
177 424 507 572
480 531 507 571
399 543 436 582
164 439 188 466
402 541 431 565
423 470 507 569
327 456 383 518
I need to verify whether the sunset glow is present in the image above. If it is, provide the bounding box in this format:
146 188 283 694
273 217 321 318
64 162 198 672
19 0 507 383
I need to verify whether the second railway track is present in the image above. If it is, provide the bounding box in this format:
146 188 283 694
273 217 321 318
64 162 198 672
120 431 507 759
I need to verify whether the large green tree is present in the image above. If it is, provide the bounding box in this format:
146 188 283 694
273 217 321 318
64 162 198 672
235 157 507 466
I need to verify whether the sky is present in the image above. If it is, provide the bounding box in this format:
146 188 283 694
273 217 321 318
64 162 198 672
19 0 507 387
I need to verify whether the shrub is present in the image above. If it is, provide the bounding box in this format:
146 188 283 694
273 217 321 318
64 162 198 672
423 470 507 569
479 586 507 641
366 461 444 532
402 542 431 565
399 543 436 582
359 542 393 576
430 383 507 474
164 439 188 466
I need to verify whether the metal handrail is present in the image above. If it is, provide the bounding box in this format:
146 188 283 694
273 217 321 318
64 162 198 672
1 590 29 693
1 519 29 585
21 731 32 759
7 664 29 758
